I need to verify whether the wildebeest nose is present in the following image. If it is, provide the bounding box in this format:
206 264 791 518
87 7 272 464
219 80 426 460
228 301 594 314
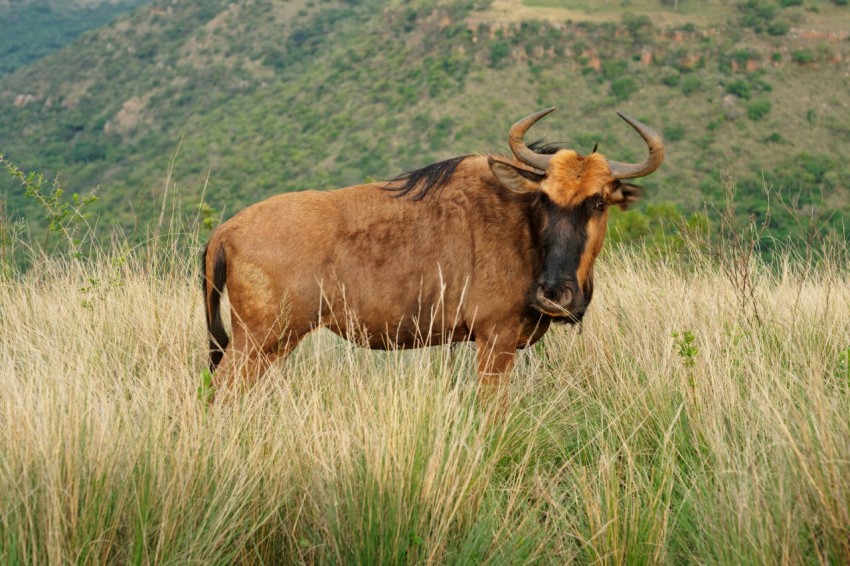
537 284 573 309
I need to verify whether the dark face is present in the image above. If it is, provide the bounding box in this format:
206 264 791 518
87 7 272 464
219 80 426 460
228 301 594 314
527 192 603 323
488 150 642 324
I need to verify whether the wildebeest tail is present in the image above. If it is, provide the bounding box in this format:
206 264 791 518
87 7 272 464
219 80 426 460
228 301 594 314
202 242 229 371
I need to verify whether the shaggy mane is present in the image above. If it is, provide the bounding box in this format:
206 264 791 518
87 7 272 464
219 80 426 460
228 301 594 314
382 155 468 201
382 139 576 200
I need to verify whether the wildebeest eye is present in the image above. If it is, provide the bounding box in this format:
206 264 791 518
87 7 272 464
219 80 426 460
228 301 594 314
592 197 607 212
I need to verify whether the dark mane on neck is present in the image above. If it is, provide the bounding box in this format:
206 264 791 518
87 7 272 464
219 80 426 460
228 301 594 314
382 139 571 200
382 155 468 201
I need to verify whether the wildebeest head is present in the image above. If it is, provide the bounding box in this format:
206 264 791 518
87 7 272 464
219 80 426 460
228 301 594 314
488 108 664 323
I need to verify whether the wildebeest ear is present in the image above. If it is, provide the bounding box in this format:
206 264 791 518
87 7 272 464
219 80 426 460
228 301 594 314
609 181 642 210
488 157 543 194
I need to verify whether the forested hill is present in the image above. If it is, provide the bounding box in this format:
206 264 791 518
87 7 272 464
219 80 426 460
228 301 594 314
1 0 849 243
0 0 149 77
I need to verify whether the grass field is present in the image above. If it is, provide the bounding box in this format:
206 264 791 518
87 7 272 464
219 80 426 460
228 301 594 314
1 232 849 563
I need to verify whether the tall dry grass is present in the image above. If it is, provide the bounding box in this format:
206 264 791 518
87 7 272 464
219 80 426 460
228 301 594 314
1 239 849 564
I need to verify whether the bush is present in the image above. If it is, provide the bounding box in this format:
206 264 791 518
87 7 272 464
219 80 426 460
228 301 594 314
662 73 680 87
747 98 772 121
767 21 790 36
490 41 510 66
731 48 760 67
726 79 752 99
601 58 628 80
792 49 815 64
611 76 638 100
779 0 803 6
622 13 652 43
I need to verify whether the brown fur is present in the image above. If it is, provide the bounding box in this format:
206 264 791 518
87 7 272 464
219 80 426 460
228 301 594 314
541 151 613 207
203 146 650 405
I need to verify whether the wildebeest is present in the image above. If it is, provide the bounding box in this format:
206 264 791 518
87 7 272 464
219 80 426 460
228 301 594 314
202 108 663 401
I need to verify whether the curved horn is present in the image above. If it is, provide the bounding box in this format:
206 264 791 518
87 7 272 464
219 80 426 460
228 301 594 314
607 111 665 180
508 107 556 172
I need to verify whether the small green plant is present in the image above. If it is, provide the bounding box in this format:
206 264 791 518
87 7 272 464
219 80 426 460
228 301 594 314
806 108 817 123
79 277 100 310
1 154 98 256
672 330 698 369
839 347 850 388
673 330 698 392
78 255 125 308
198 200 219 231
197 368 216 406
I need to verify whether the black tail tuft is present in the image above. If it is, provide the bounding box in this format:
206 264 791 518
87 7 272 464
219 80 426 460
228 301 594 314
203 244 230 371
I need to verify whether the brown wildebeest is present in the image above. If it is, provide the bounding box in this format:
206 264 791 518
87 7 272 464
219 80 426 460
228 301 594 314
202 108 664 402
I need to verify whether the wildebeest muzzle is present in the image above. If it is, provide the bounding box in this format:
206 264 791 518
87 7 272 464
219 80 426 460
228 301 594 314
531 276 590 324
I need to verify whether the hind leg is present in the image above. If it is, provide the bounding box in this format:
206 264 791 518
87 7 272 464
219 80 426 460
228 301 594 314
211 325 308 401
210 255 322 399
211 293 314 401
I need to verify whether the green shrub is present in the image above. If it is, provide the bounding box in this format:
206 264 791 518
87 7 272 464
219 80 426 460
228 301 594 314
767 20 790 35
611 76 638 100
622 13 652 43
779 0 803 6
792 49 815 64
490 41 510 66
726 79 752 99
739 0 779 32
601 58 629 80
748 98 772 120
731 48 760 67
662 73 680 87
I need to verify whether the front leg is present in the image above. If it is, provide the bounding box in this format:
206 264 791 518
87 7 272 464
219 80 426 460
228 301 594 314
475 335 518 414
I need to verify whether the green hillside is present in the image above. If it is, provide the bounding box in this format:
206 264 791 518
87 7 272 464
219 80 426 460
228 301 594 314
0 0 148 77
1 0 849 246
